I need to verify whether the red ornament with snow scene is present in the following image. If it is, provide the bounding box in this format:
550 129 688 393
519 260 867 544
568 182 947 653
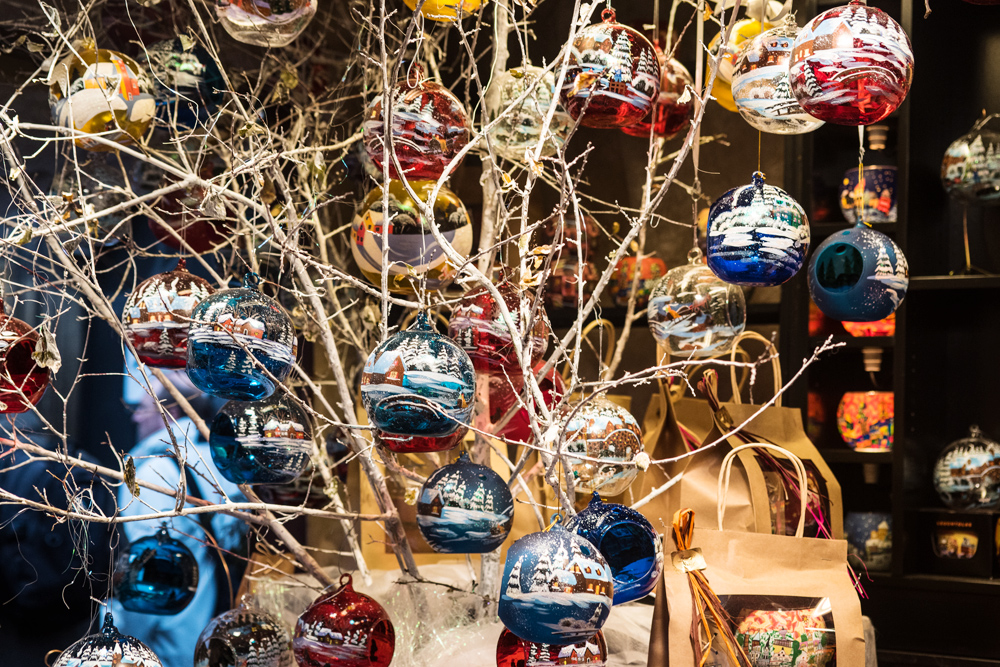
621 47 693 139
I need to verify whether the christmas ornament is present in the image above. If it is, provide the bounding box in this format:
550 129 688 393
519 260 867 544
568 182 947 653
607 256 667 308
149 151 232 253
934 426 1000 510
941 116 1000 202
210 392 312 485
186 272 296 401
621 49 694 139
416 450 515 553
561 397 644 497
841 312 895 337
376 425 468 454
0 304 49 413
706 171 810 286
363 68 472 180
256 430 351 507
490 362 565 444
215 0 317 48
54 613 163 667
735 608 835 666
496 627 608 667
49 45 156 151
566 493 662 605
489 65 573 161
143 38 225 127
836 391 893 451
124 260 215 369
840 166 897 223
499 516 613 645
448 272 549 376
789 0 914 126
114 525 198 615
48 156 134 245
844 512 892 571
541 214 599 259
561 8 661 129
731 17 824 135
351 180 473 294
545 258 597 310
647 248 747 357
403 0 483 22
361 311 475 438
294 573 395 667
195 600 294 667
808 223 908 322
707 19 774 113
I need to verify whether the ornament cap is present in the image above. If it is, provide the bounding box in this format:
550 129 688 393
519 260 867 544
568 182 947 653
601 7 616 23
751 171 766 188
175 258 187 272
101 612 115 634
410 310 433 331
454 450 472 464
687 247 704 264
338 572 354 593
242 272 261 290
970 425 984 439
589 491 604 506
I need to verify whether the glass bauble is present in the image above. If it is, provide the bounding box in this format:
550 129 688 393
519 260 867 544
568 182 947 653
496 627 608 667
403 0 483 22
621 50 693 139
731 18 824 135
490 362 565 444
54 613 163 667
0 305 50 413
789 0 914 126
210 392 312 485
124 260 215 369
143 38 225 127
361 312 475 438
351 180 473 294
499 517 613 645
841 312 895 337
541 215 599 260
566 493 662 605
416 451 515 553
195 601 294 667
363 71 472 180
256 430 350 507
608 256 667 308
448 272 549 376
941 118 1000 202
647 248 747 357
49 46 155 151
560 8 661 129
934 426 1000 511
149 151 232 253
706 19 774 113
186 273 296 401
489 65 573 161
734 608 835 666
561 397 643 497
115 525 198 615
840 165 897 224
48 156 133 245
294 573 395 667
706 171 810 287
836 391 893 451
215 0 317 48
545 258 596 310
376 425 468 454
808 223 908 322
844 511 892 572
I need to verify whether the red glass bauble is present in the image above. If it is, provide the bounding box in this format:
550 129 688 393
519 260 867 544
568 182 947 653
123 259 215 369
561 8 661 129
0 308 50 413
150 154 231 253
294 573 395 667
789 0 913 126
545 258 597 310
541 215 599 260
490 363 565 444
376 425 468 454
362 70 472 181
448 272 549 376
496 627 608 667
621 50 693 139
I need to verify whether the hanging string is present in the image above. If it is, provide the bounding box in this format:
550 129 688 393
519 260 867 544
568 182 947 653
857 125 867 227
757 130 761 175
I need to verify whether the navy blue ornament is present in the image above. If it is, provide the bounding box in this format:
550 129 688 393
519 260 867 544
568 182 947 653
210 392 313 485
361 311 475 437
565 493 662 605
187 273 295 401
499 516 613 646
143 38 224 129
707 171 810 287
808 222 908 322
54 613 164 667
115 525 198 615
416 451 515 553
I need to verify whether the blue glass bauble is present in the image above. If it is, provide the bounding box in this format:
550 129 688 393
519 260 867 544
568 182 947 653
808 223 908 322
54 613 164 667
361 311 475 437
115 525 198 615
210 392 313 485
566 493 662 605
707 171 810 287
187 273 295 401
499 517 613 645
195 601 294 667
416 451 515 553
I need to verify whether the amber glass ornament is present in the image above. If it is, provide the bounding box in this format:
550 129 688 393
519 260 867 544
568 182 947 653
0 304 49 413
403 0 483 22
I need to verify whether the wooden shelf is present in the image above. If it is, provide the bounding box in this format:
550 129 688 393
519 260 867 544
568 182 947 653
817 448 893 464
908 275 1000 291
809 335 895 349
877 649 1000 666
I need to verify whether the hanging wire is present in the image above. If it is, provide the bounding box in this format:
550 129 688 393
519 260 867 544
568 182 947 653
857 125 867 227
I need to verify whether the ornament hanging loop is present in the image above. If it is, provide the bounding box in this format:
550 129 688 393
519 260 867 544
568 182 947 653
242 272 262 290
545 513 563 530
339 572 353 589
601 7 615 23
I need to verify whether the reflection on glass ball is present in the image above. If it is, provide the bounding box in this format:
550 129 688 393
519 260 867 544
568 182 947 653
561 397 644 497
934 426 1000 511
489 66 572 161
195 601 294 667
841 312 895 337
496 627 608 667
215 0 317 48
621 50 693 139
403 0 483 22
376 425 468 454
115 526 198 615
941 119 1000 203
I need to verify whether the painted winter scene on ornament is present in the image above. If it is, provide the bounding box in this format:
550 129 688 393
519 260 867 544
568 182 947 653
933 427 1000 511
195 603 294 667
941 120 1000 202
53 614 163 667
489 65 573 161
215 0 316 48
416 451 515 553
496 627 608 667
562 397 644 497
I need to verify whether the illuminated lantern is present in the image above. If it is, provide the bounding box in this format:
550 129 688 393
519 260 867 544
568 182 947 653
561 397 644 496
836 391 893 451
216 0 317 48
840 166 897 224
496 628 608 667
841 312 895 337
608 256 667 308
404 0 483 22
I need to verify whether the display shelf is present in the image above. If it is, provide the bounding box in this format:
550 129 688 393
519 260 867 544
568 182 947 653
908 275 1000 291
818 448 893 464
809 335 895 349
877 649 1000 666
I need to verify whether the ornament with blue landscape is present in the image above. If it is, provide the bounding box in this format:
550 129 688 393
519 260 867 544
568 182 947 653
115 525 198 615
844 512 892 572
186 272 295 401
361 311 475 438
808 222 908 322
499 515 614 646
53 613 163 667
566 493 662 605
707 171 810 286
209 391 313 485
416 451 515 553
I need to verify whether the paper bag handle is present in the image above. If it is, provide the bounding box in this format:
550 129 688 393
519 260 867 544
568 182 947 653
717 443 808 538
728 331 782 407
560 319 617 382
